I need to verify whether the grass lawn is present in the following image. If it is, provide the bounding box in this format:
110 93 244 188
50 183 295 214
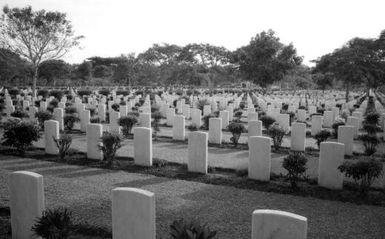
1 155 385 239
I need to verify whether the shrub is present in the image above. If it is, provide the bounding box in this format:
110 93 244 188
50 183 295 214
201 113 215 130
49 90 64 100
111 103 120 112
118 115 138 137
332 119 345 138
153 158 168 168
98 89 110 96
359 135 380 156
77 90 92 97
99 132 122 165
116 90 129 96
10 109 28 119
35 111 53 129
65 107 77 114
260 115 276 129
313 129 331 149
364 112 380 125
1 119 40 155
187 124 198 131
282 153 308 189
53 134 72 161
90 117 101 123
239 102 245 109
32 207 73 239
227 122 246 147
197 99 210 111
48 99 59 109
152 111 162 140
8 88 19 96
363 123 380 135
170 219 217 239
64 114 80 131
338 158 383 196
234 111 243 122
37 89 49 98
267 123 285 150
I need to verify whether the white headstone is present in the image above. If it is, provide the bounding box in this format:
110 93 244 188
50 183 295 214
318 142 345 189
44 120 59 155
173 115 185 140
249 136 271 181
134 127 152 166
188 131 208 174
291 123 306 152
87 124 103 160
209 118 222 144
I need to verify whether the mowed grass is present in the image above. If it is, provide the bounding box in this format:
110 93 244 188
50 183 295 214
0 156 385 239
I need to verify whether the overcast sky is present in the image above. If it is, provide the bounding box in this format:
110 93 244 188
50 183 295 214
2 0 384 65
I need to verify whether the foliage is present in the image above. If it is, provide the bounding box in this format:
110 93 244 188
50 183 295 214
38 60 71 86
197 99 210 111
49 90 64 100
37 89 49 98
118 115 138 137
282 152 308 189
53 134 72 161
338 158 383 196
233 29 302 87
10 109 28 118
77 90 92 97
170 219 217 239
64 114 80 131
332 120 345 138
32 207 73 239
201 113 215 130
362 124 380 135
187 124 198 131
363 112 380 125
152 111 162 139
1 119 40 155
99 132 122 165
313 130 331 149
116 90 129 96
1 5 83 96
227 122 246 147
98 89 110 96
35 111 53 129
64 107 77 114
260 115 276 129
359 134 380 156
267 123 285 150
234 111 243 122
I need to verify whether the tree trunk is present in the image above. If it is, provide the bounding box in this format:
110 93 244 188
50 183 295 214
32 66 38 98
345 81 350 103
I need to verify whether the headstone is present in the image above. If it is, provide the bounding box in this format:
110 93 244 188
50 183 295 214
209 118 222 144
219 110 229 129
297 109 306 122
248 112 258 122
87 124 103 160
40 101 47 112
191 108 202 128
134 127 152 166
98 103 106 122
112 188 155 239
291 123 306 151
166 108 175 126
277 114 290 132
188 131 208 174
139 113 151 128
248 120 262 137
338 125 355 156
173 115 185 140
249 136 271 181
203 105 211 116
80 109 90 132
53 108 64 131
346 116 360 138
110 111 121 134
252 210 307 239
9 171 45 239
120 105 128 117
323 111 334 128
318 142 345 189
44 120 59 155
311 115 323 136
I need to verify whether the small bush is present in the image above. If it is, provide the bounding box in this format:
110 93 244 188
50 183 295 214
197 99 210 111
1 119 41 155
201 113 215 130
313 129 331 149
37 89 49 98
152 111 162 140
99 132 122 165
35 111 53 129
332 119 345 138
363 123 380 135
116 90 129 96
170 219 217 239
282 153 308 189
267 123 285 150
64 114 80 131
234 111 243 122
187 124 198 131
49 90 64 100
364 112 380 125
90 117 101 123
227 122 246 147
32 207 73 239
118 115 138 137
10 109 28 119
77 90 92 97
260 115 276 129
53 134 72 161
153 158 168 168
98 89 110 96
48 99 59 109
111 103 120 112
64 107 77 114
338 158 383 196
359 135 380 156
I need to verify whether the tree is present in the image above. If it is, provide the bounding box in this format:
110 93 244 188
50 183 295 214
312 72 334 92
93 65 112 78
38 59 71 85
73 61 92 82
232 29 302 88
0 48 31 84
313 31 385 101
0 5 83 96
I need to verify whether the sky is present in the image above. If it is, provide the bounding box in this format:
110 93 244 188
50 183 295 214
1 0 385 65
